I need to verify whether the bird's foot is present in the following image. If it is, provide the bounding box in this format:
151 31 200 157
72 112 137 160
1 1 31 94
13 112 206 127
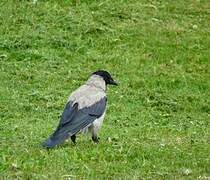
71 134 76 144
92 136 100 143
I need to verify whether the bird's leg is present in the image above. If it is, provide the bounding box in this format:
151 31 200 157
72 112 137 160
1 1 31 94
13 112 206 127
71 134 76 144
90 125 100 143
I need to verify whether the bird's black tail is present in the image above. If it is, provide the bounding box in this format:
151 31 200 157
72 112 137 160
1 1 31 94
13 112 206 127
42 101 78 148
42 129 69 149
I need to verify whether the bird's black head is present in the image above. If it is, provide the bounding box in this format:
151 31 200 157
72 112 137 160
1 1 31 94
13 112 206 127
92 70 118 86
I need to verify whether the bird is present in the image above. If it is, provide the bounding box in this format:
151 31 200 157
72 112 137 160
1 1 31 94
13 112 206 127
42 70 118 148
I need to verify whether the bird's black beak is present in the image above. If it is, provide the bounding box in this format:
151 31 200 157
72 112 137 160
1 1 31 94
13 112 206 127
109 79 118 86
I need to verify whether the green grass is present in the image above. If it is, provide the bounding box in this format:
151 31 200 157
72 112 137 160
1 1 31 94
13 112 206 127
0 0 210 179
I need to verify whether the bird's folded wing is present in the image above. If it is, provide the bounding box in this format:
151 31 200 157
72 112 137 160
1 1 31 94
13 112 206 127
46 97 107 145
59 101 78 126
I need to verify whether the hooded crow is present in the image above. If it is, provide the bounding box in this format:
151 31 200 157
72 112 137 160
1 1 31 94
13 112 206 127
42 70 118 148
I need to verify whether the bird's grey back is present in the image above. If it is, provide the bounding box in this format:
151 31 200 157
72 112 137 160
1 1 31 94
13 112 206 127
68 75 106 109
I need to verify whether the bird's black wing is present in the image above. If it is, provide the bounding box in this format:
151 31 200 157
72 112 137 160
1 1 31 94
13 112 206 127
43 97 107 148
59 101 78 126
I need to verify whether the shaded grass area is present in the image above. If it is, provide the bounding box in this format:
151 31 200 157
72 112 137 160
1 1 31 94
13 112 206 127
0 0 210 179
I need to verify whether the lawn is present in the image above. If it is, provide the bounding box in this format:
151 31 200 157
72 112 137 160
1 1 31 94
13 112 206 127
0 0 210 179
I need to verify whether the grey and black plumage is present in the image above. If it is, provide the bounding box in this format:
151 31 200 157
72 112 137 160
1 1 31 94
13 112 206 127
42 70 118 148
